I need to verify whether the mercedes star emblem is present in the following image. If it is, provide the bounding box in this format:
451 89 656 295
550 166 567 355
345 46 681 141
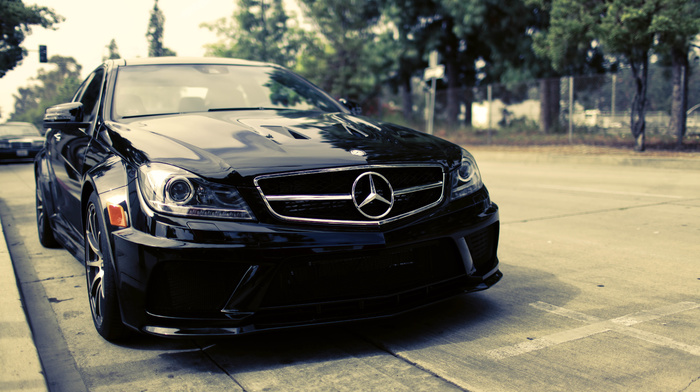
351 172 394 219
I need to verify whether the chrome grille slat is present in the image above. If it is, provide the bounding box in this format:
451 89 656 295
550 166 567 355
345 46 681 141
266 194 353 201
394 181 443 196
255 165 445 225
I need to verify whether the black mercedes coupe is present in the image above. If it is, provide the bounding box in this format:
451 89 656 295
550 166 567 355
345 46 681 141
35 57 501 340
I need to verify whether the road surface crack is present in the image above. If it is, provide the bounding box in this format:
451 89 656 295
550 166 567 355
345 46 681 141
354 332 471 392
503 199 698 225
680 375 700 392
194 341 248 392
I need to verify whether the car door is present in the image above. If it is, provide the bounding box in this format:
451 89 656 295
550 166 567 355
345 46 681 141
48 67 105 237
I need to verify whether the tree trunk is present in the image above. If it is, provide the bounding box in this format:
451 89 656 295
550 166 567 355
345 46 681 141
399 78 414 125
629 57 649 152
668 48 688 149
445 53 460 131
462 87 473 127
539 78 560 134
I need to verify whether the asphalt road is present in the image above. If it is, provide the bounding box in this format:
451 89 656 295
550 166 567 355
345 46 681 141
2 152 699 392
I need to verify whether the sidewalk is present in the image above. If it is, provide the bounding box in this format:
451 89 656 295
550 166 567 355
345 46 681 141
0 216 48 392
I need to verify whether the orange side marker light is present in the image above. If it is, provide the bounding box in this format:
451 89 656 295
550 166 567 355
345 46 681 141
107 203 128 228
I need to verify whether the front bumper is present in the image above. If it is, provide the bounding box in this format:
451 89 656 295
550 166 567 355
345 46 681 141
0 147 42 159
111 188 501 337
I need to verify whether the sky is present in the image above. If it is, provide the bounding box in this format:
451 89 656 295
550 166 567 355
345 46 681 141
0 0 239 122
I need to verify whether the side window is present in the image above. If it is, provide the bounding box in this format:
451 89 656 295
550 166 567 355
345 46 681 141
77 68 105 125
72 79 88 103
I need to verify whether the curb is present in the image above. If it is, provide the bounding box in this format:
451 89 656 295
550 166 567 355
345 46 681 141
0 215 49 392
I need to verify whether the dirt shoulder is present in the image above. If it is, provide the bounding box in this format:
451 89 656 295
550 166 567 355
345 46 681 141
463 144 700 160
459 144 700 171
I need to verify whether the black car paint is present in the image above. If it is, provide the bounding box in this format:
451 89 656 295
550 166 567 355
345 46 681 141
35 58 501 338
105 110 461 177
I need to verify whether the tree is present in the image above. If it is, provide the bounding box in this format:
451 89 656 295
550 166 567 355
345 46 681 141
202 0 304 68
0 0 62 78
531 0 659 151
9 56 82 127
377 0 481 129
375 0 438 124
297 0 384 103
599 0 660 151
103 38 121 61
651 0 700 148
528 0 609 133
447 0 568 133
382 0 566 131
146 0 176 57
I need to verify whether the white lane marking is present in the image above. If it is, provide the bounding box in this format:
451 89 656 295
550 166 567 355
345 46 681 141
610 302 700 326
486 302 700 360
534 184 685 199
530 301 602 323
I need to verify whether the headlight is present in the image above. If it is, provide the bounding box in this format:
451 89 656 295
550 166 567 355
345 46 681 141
138 163 255 221
0 142 10 149
451 148 483 200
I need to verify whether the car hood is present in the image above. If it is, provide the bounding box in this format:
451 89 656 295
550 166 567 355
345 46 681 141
106 110 461 179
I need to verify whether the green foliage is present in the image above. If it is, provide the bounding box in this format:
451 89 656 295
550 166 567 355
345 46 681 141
103 39 121 61
146 0 176 57
194 0 699 146
0 0 63 78
598 0 658 62
652 0 700 56
297 0 384 101
202 0 305 69
9 56 82 127
531 0 698 75
529 0 606 75
529 0 697 149
376 0 444 90
446 0 556 83
377 0 560 127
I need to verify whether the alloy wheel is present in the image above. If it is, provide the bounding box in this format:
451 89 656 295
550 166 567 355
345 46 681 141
85 202 105 328
35 185 59 248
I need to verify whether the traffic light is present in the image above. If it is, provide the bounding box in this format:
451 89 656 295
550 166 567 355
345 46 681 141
39 45 47 63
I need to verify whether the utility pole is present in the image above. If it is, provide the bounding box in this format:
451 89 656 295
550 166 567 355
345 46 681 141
423 50 444 135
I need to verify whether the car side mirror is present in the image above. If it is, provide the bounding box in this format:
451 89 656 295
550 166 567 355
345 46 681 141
339 98 362 116
44 102 84 123
43 102 89 132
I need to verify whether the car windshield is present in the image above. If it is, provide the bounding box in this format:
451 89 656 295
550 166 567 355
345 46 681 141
0 123 41 137
112 64 343 119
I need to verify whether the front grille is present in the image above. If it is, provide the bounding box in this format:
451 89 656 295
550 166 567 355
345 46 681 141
11 142 32 149
465 223 499 273
146 261 249 317
255 165 444 225
261 238 465 307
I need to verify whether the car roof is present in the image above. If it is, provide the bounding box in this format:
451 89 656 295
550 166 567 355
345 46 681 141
115 57 274 68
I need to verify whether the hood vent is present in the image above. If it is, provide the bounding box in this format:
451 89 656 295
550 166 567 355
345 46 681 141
261 125 309 140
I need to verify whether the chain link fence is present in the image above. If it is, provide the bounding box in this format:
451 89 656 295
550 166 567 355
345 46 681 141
373 66 700 139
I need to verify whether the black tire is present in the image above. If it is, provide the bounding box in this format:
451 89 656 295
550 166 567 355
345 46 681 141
35 185 60 248
85 193 127 341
